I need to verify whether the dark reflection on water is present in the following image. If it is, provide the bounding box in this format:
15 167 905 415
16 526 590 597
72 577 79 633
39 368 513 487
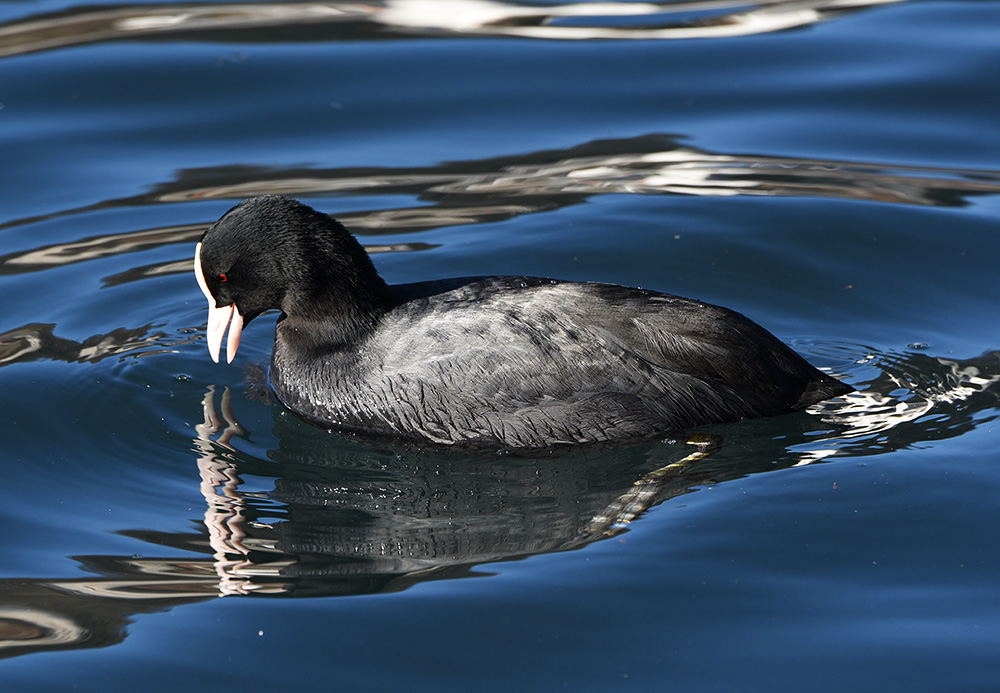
0 344 997 660
0 223 433 287
4 134 999 287
0 224 207 277
0 322 185 365
0 0 907 58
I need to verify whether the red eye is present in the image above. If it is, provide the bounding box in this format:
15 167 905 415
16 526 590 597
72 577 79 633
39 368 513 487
217 273 227 283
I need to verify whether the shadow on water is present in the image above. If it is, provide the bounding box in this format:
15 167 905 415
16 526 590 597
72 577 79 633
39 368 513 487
0 344 997 659
0 0 909 58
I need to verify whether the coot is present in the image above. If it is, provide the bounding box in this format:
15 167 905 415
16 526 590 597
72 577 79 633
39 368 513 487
194 195 852 447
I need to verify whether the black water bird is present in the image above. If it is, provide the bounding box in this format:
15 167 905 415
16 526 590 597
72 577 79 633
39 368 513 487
194 195 852 447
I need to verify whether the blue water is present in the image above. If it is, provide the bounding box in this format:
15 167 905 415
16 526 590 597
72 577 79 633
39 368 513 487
2 0 1000 689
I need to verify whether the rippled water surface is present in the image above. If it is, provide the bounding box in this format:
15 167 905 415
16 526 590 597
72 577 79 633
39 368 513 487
3 0 1000 689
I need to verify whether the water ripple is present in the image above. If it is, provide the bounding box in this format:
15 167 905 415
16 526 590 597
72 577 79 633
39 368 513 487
4 135 999 244
0 0 908 57
800 344 1000 461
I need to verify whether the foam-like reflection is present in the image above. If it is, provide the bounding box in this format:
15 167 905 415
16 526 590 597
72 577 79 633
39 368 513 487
803 347 1000 460
0 0 907 58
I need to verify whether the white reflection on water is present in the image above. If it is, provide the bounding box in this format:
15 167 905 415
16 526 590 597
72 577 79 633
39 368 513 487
195 385 301 595
0 608 87 651
371 0 906 39
797 346 1000 463
0 0 907 57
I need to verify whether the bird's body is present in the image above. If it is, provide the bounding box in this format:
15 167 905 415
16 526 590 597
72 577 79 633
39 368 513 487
194 196 852 448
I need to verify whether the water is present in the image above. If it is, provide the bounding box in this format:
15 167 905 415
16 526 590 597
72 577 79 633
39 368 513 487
2 0 1000 689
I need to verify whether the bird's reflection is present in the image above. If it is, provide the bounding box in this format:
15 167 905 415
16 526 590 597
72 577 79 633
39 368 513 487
0 346 997 660
192 385 719 592
0 381 722 659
